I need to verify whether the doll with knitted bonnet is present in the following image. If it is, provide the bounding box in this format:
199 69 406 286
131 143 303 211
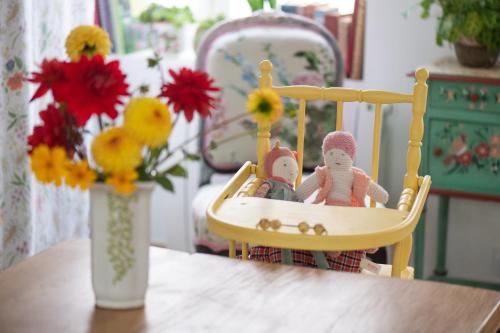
248 141 361 270
295 131 389 272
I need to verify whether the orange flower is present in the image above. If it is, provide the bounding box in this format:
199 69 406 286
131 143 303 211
7 72 23 91
105 170 138 195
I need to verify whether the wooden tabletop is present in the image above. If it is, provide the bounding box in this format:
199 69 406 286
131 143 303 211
0 240 499 333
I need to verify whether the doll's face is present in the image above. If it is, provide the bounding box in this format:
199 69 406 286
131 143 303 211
272 156 298 184
324 148 353 170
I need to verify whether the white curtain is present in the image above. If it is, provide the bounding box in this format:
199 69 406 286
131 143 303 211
0 0 94 269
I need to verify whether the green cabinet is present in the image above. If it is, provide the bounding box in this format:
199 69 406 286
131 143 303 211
414 58 500 291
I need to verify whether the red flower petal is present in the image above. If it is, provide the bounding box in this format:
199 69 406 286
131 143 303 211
159 67 220 122
54 56 129 126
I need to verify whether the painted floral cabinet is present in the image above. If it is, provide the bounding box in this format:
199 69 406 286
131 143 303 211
414 57 500 290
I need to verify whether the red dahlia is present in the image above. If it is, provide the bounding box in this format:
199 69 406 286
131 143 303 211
56 56 129 126
160 68 220 122
27 104 83 157
29 59 67 102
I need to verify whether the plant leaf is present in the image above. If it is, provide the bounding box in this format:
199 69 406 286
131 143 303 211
247 0 264 11
155 176 174 192
166 164 187 177
183 150 200 161
147 57 160 68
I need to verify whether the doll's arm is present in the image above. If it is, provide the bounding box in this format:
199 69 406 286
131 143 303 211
367 181 389 204
254 183 271 198
295 173 319 201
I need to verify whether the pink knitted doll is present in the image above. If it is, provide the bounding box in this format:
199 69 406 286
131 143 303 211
249 141 356 270
296 131 389 272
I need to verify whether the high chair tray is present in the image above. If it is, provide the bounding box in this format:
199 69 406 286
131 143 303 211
207 162 431 252
209 196 411 251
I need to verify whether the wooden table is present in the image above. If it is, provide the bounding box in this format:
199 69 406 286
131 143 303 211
0 240 499 333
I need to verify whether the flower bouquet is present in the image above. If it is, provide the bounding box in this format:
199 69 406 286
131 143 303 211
26 25 220 309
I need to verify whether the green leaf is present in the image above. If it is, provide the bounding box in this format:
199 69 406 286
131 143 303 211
155 176 174 192
247 0 264 11
183 150 200 161
139 84 150 95
147 57 160 68
166 164 187 177
267 0 276 9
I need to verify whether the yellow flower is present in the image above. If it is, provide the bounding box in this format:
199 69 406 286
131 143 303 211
30 145 68 186
91 127 143 173
66 160 97 191
246 88 283 124
124 97 172 148
65 25 111 62
106 170 138 195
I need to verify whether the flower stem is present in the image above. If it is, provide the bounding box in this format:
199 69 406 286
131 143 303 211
164 112 249 160
97 115 104 131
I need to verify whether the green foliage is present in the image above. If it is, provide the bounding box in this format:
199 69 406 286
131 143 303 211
166 164 187 177
198 14 226 31
247 0 277 12
419 0 500 51
154 175 174 192
139 4 195 28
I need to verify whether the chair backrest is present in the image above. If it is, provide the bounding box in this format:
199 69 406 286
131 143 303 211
256 60 429 211
196 12 343 178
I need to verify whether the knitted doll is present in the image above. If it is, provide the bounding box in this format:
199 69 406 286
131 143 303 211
253 141 299 201
249 141 339 270
295 131 389 272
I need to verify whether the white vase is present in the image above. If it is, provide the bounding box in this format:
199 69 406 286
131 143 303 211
89 182 155 309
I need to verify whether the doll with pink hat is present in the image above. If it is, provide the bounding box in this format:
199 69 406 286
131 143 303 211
254 141 300 201
249 141 361 271
295 131 389 272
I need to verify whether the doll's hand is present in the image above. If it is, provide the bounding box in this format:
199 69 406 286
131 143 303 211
367 181 389 204
254 183 271 198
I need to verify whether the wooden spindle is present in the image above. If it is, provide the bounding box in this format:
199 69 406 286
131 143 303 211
370 103 382 208
296 99 306 187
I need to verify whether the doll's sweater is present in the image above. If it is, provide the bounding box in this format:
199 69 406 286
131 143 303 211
296 166 388 205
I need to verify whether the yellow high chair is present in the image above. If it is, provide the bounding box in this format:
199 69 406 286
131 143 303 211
206 60 432 278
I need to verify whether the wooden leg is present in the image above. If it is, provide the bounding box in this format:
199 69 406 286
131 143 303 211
414 201 427 279
242 242 248 260
229 240 236 258
434 196 450 276
392 235 413 278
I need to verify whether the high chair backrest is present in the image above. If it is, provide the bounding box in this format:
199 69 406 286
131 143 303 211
256 60 429 211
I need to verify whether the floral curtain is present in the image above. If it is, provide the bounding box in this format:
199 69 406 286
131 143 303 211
0 0 94 269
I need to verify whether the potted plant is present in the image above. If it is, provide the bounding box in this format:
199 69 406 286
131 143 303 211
27 25 220 309
419 0 500 68
127 4 195 54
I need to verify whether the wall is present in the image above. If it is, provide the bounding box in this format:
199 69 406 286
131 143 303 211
350 0 500 282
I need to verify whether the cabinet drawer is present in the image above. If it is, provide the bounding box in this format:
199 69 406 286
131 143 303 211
429 80 500 113
425 119 500 197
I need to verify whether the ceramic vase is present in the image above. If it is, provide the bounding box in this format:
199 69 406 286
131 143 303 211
89 182 155 309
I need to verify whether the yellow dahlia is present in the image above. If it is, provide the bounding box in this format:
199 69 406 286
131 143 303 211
106 170 138 195
65 160 96 191
65 25 111 62
246 89 283 124
30 145 68 186
91 127 142 173
124 97 172 148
